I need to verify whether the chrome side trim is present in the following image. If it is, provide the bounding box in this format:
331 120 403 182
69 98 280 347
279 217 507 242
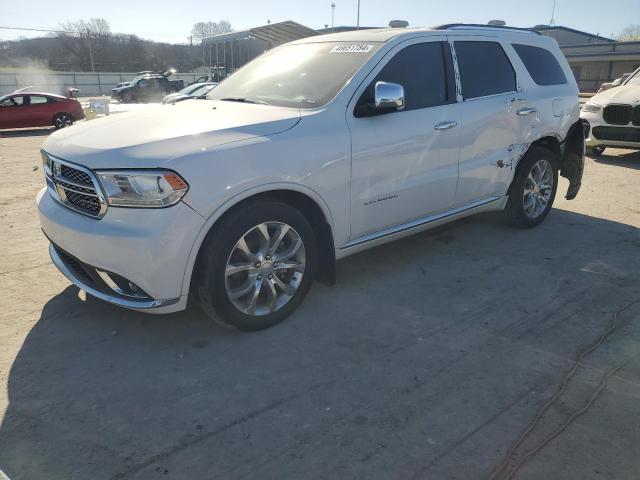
49 244 179 310
341 196 501 249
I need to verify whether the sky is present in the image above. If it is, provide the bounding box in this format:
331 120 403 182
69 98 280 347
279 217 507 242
1 0 638 43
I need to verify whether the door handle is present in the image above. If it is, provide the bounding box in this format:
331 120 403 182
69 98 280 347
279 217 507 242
516 107 537 116
434 121 457 130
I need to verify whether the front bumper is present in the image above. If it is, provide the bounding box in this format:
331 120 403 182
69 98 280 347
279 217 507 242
581 110 640 149
49 244 180 310
37 187 204 313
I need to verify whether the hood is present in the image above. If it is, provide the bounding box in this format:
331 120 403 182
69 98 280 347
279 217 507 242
162 92 181 102
590 84 640 106
42 100 301 169
163 94 191 104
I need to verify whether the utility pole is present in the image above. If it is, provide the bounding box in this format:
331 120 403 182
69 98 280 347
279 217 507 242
356 0 360 29
215 42 219 81
549 0 556 26
202 40 206 71
87 28 95 72
331 3 336 32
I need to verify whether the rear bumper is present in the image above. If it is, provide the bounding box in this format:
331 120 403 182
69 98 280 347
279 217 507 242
560 120 586 200
37 187 204 313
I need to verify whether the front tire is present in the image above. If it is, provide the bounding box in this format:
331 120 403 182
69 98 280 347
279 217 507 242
504 146 559 228
586 145 605 157
195 200 317 331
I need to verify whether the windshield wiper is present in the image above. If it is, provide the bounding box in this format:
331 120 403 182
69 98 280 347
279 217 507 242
219 97 270 105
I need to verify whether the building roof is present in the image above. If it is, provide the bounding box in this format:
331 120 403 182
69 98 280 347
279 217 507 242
316 26 379 34
533 25 614 43
203 21 318 47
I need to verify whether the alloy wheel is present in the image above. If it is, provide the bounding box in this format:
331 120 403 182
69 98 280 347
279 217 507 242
55 114 72 128
523 159 554 219
225 222 306 316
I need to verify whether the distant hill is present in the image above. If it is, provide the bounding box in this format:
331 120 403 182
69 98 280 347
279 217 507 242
0 34 203 73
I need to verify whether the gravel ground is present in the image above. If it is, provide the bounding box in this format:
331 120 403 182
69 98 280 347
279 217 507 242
0 130 639 480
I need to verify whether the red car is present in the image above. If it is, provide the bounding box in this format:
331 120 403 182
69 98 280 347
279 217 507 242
0 92 85 130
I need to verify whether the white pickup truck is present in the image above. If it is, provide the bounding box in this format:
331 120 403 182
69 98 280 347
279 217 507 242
37 25 585 331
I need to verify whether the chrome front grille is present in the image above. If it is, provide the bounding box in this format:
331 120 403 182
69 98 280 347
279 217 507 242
60 164 93 186
42 151 107 219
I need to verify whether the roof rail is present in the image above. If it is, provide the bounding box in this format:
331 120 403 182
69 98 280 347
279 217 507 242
433 23 541 35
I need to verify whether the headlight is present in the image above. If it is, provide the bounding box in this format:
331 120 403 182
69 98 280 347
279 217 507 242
582 102 602 113
96 170 189 208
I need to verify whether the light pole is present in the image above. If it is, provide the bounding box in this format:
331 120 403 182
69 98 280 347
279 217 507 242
356 0 360 29
87 28 95 72
331 3 336 32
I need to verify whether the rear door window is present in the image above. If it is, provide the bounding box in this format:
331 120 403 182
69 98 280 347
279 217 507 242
454 41 516 99
512 44 567 86
28 96 49 105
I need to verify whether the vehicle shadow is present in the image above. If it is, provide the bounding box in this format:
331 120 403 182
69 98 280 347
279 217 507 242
593 149 640 170
0 128 52 138
1 209 639 480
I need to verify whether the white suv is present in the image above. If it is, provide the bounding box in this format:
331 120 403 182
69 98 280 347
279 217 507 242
37 25 585 330
581 66 640 157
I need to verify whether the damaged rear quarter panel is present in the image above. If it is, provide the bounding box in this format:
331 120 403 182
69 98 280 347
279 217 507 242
560 120 586 200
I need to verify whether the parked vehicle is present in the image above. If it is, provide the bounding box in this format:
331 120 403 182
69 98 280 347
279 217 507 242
597 72 633 94
37 25 584 331
162 82 217 104
191 67 227 84
111 70 184 103
0 92 84 129
582 67 640 156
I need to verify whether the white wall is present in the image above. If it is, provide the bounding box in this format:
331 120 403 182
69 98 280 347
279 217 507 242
0 72 201 97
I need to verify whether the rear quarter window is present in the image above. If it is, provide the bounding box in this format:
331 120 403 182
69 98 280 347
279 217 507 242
512 44 567 86
454 41 516 99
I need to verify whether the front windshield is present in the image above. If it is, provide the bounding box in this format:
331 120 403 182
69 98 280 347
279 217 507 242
624 69 640 86
207 42 381 108
191 84 215 97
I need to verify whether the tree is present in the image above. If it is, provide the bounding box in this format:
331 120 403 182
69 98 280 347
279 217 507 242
57 18 111 71
617 24 640 41
191 21 233 43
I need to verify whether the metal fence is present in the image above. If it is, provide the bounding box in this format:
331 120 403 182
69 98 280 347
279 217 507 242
0 71 203 97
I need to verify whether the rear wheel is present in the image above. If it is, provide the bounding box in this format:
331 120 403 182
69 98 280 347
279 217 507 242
53 113 73 129
504 146 559 228
195 200 317 331
586 145 606 157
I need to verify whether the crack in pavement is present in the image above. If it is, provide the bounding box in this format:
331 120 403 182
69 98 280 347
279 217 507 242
489 298 640 480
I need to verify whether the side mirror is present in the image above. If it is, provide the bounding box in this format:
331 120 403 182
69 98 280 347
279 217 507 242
374 81 405 113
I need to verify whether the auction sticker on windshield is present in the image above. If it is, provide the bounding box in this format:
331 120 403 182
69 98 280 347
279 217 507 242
330 44 374 53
